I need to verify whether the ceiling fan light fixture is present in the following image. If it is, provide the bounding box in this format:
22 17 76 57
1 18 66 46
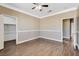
35 5 42 10
38 5 42 9
32 3 48 12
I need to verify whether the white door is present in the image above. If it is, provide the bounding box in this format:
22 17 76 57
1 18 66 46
0 15 4 50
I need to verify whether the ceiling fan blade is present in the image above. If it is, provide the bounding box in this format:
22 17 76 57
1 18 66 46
33 3 39 5
42 5 48 7
32 7 36 9
33 3 36 4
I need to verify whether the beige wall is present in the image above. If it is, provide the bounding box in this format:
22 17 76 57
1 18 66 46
40 10 77 41
40 10 76 30
0 6 40 31
0 5 78 44
0 6 40 44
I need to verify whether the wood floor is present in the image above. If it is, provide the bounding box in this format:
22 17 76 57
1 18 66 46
0 38 79 56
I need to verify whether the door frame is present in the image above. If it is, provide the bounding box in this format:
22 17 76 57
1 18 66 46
0 14 18 49
61 17 77 49
0 15 4 50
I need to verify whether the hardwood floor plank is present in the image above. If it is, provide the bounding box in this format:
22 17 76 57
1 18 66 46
0 38 79 56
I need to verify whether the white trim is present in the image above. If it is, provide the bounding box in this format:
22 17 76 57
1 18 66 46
63 36 70 39
61 17 78 49
40 7 77 18
17 30 39 32
40 30 60 32
16 36 40 44
0 15 4 50
0 4 40 18
61 20 63 43
16 30 62 44
0 4 77 19
40 36 63 42
16 16 18 45
73 17 78 49
18 30 60 32
0 14 18 45
16 30 40 44
40 30 62 42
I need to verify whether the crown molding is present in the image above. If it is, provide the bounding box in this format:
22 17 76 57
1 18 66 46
0 3 77 19
40 7 77 18
0 4 40 18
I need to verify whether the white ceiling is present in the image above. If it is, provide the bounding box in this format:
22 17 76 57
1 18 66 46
1 3 79 18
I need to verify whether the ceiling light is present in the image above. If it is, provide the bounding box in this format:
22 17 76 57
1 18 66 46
35 5 42 10
32 3 48 12
38 5 42 9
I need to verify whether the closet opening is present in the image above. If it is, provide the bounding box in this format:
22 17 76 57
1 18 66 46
3 14 17 49
62 18 74 48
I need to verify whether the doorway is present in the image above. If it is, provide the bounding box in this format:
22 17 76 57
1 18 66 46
4 24 16 48
62 18 74 47
3 14 16 49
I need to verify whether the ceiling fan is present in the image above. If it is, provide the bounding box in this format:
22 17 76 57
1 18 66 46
32 3 48 11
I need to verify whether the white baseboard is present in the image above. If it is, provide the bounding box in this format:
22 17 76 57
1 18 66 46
4 39 16 41
16 36 63 45
16 36 40 44
63 36 70 39
40 36 63 42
